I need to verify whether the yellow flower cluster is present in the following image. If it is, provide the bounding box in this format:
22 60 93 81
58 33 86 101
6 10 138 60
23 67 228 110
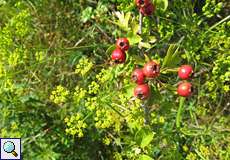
103 136 111 145
151 113 165 124
11 9 31 37
73 86 87 104
3 79 15 92
8 50 20 67
75 57 93 76
199 145 210 158
50 85 69 105
96 68 112 84
88 81 100 94
64 113 87 137
95 108 122 132
186 152 197 160
123 99 145 127
85 97 98 111
1 122 22 138
35 51 45 62
118 94 130 104
113 152 123 160
0 62 5 78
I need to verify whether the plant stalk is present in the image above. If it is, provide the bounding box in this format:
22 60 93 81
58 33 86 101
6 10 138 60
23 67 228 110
176 97 186 128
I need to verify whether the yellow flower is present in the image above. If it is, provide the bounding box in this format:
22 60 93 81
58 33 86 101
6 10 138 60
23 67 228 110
183 145 189 152
199 145 210 158
159 116 165 124
64 113 87 138
75 57 93 76
186 152 197 160
103 137 111 145
11 122 18 130
50 85 69 105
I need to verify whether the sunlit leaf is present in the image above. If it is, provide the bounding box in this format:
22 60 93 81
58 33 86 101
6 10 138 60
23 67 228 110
140 132 155 148
139 42 151 49
114 11 131 31
127 32 142 45
139 154 153 160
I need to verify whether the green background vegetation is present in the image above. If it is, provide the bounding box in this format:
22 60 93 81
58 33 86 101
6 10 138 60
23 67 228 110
0 0 229 159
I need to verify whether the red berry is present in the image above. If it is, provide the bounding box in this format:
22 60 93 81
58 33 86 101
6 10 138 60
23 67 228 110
177 82 192 97
143 61 160 78
178 65 193 79
111 48 126 64
131 68 145 84
134 84 150 100
139 3 155 16
116 38 130 51
135 0 151 8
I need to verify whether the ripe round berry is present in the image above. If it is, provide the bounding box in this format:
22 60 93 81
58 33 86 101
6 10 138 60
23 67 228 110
135 0 151 8
177 82 192 97
143 61 160 78
139 3 155 16
178 65 193 79
131 68 145 85
116 38 130 51
134 84 150 100
111 48 126 64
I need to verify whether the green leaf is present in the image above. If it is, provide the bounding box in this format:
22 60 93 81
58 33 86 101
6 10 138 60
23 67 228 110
127 31 142 45
140 132 154 148
162 44 176 68
68 51 83 66
81 7 93 23
114 11 131 31
130 20 140 34
149 36 157 44
162 43 182 68
132 55 146 65
139 42 152 49
139 154 153 160
147 85 162 105
124 83 136 98
155 0 168 12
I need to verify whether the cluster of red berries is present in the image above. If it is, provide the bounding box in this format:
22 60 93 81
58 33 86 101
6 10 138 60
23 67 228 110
111 39 193 99
177 65 194 97
135 0 155 16
132 60 160 100
111 38 130 64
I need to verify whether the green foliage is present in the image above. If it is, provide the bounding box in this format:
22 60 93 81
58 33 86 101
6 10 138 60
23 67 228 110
0 0 229 159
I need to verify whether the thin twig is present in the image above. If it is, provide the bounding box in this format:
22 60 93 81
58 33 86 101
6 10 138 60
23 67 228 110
95 24 114 43
138 12 143 35
193 67 211 78
73 27 95 47
205 15 230 34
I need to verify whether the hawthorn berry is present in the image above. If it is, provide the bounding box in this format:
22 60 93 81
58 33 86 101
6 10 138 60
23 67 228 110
177 82 192 97
143 61 160 78
131 68 145 85
116 38 130 51
178 65 193 79
135 0 151 8
139 3 155 16
134 84 150 100
111 48 126 64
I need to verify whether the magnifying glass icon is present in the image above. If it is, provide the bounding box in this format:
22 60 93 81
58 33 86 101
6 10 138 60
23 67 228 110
3 141 18 157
